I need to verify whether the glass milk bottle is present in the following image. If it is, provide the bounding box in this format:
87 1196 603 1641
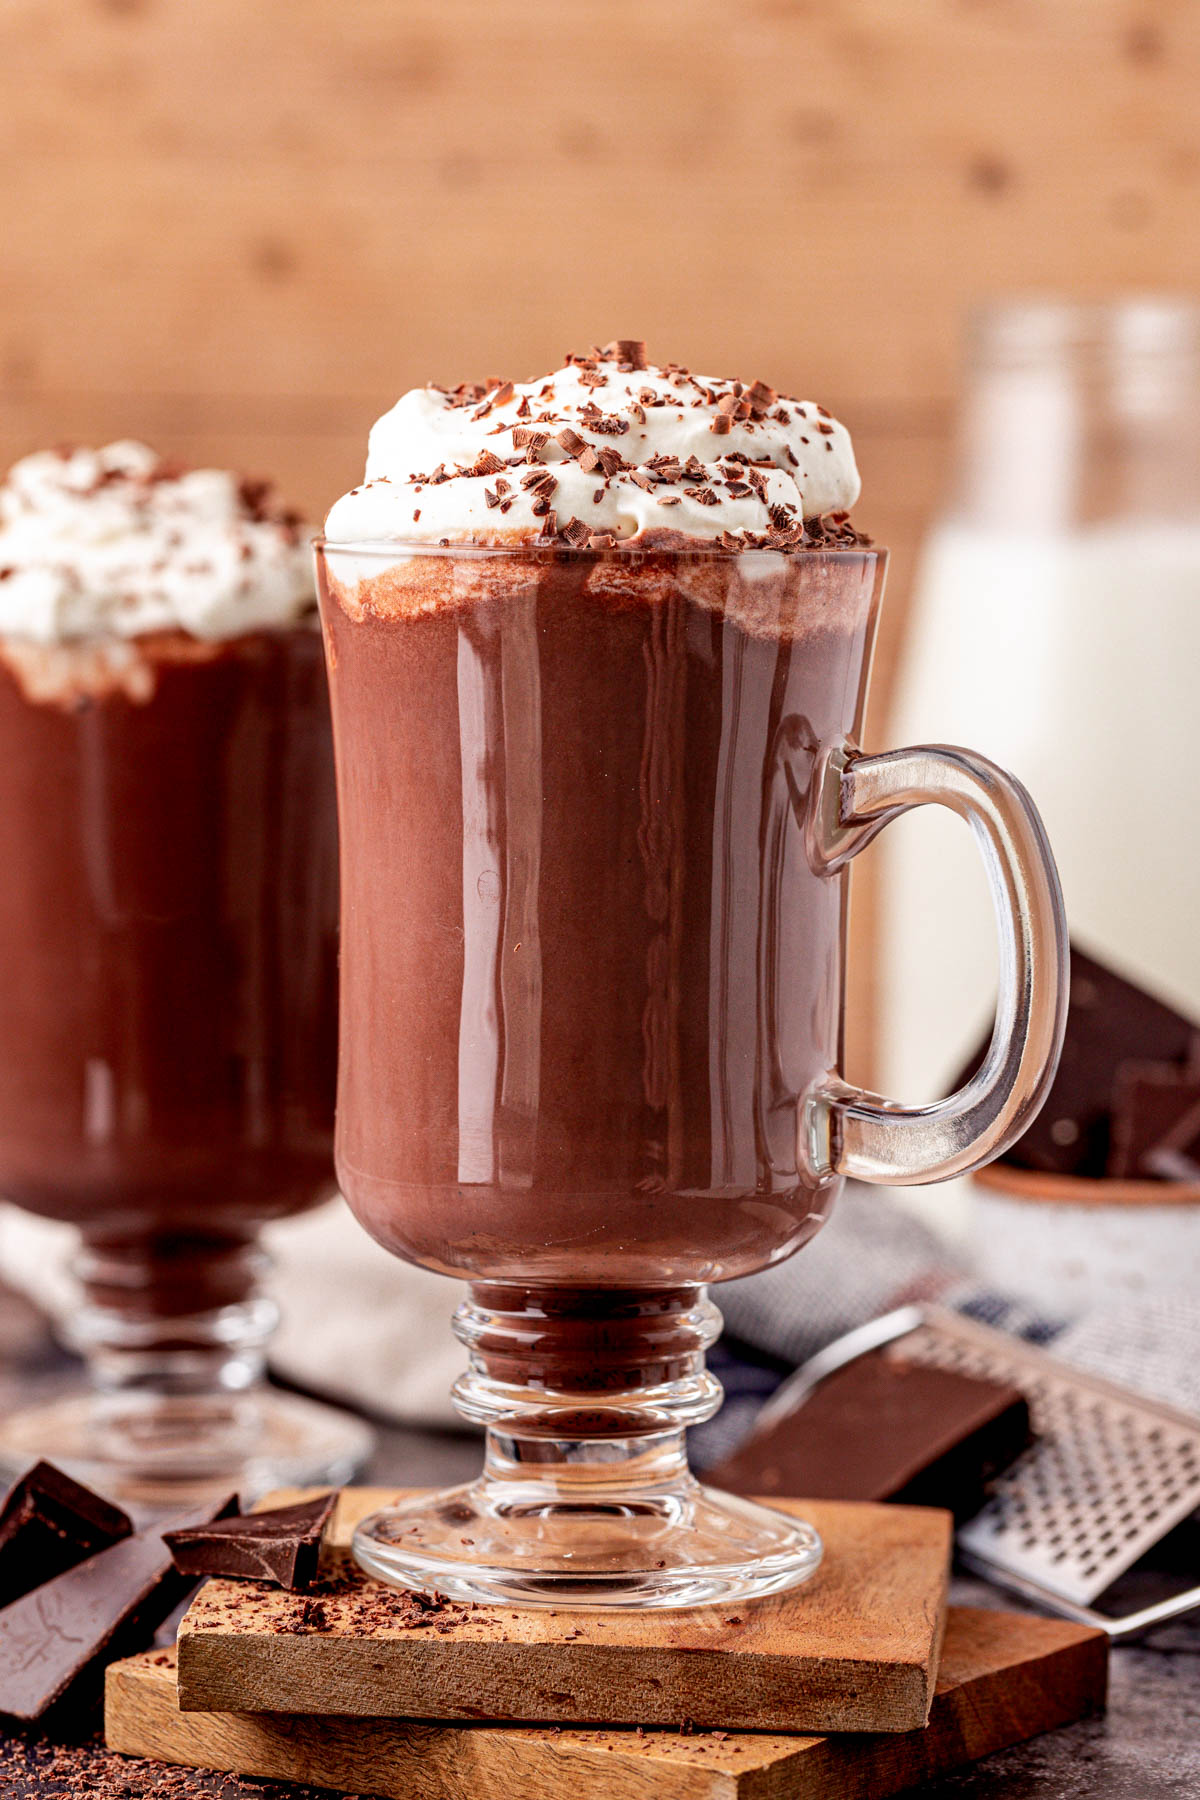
879 298 1200 1227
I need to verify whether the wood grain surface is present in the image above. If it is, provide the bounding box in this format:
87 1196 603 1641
175 1488 952 1734
110 1607 1107 1800
5 0 1196 1074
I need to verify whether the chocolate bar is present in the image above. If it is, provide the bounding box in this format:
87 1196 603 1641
708 1350 1031 1521
0 1461 131 1608
964 944 1200 1177
163 1491 336 1591
1108 1062 1200 1179
0 1494 236 1721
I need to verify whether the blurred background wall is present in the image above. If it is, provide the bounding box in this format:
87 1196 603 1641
3 0 1199 1074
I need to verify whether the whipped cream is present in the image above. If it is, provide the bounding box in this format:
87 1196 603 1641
0 442 314 644
324 343 862 550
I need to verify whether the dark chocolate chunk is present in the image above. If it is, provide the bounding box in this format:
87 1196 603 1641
1107 1061 1200 1178
0 1462 131 1609
0 1495 236 1721
961 944 1200 1177
708 1351 1031 1522
1145 1092 1200 1181
163 1491 336 1591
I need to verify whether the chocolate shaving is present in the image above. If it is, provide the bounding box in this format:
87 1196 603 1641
490 381 514 406
711 414 734 435
605 338 649 369
579 445 625 477
511 427 550 464
556 427 587 455
629 469 658 491
587 531 618 548
467 450 508 478
560 516 591 546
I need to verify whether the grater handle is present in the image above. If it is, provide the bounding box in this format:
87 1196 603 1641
802 740 1068 1185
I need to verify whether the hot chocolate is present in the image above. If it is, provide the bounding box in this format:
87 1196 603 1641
0 443 368 1497
319 545 879 1296
322 343 1066 1604
0 626 337 1318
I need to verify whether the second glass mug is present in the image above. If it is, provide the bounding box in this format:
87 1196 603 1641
317 538 1067 1607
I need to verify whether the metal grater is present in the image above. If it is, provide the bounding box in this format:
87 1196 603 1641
754 1304 1200 1639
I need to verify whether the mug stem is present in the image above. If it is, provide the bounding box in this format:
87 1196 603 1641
352 1283 824 1607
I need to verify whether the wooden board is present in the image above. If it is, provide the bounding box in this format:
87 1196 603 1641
176 1488 951 1735
109 1607 1107 1800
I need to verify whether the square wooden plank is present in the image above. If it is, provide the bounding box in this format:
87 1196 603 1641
111 1607 1107 1800
176 1488 951 1734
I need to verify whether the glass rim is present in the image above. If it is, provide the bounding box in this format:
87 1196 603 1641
313 536 886 562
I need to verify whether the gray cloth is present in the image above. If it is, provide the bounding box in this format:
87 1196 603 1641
717 1184 962 1365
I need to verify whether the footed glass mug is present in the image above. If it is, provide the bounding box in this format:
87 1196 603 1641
317 538 1067 1607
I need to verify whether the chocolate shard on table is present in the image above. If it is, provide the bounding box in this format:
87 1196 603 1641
0 1493 236 1722
708 1350 1031 1522
1107 1060 1200 1179
959 943 1200 1178
163 1491 336 1592
0 1460 132 1609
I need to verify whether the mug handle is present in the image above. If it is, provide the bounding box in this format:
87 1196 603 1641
801 740 1069 1185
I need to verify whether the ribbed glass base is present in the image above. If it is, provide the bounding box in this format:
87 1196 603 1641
352 1283 821 1608
0 1241 372 1514
0 1385 373 1517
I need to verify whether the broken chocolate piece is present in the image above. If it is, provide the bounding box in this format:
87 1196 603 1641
0 1461 131 1609
0 1494 236 1721
708 1351 1030 1523
163 1491 336 1592
961 944 1200 1177
1107 1061 1200 1178
1145 1092 1200 1181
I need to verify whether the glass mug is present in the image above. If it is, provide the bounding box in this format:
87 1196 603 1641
0 625 372 1506
317 539 1066 1606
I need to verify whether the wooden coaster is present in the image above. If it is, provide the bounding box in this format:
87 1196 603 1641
111 1608 1107 1800
176 1487 951 1734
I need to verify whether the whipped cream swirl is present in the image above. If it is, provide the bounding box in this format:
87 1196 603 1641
325 343 862 550
0 442 314 644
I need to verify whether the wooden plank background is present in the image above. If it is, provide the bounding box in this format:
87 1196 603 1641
3 0 1198 1071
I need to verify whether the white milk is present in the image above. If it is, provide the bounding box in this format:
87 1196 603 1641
878 519 1200 1235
